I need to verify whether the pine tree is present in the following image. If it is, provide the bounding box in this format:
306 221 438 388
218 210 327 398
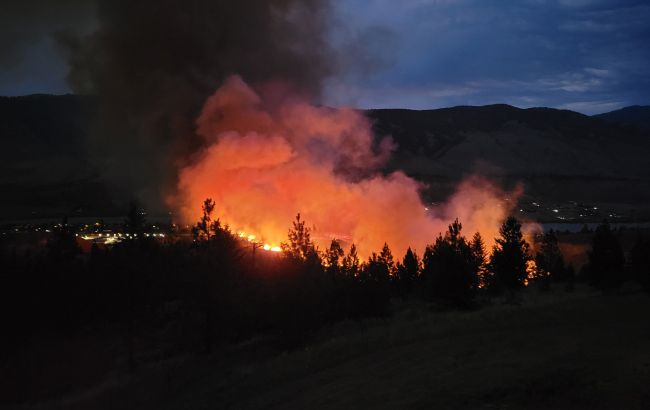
535 229 565 289
193 198 216 241
324 239 344 276
470 232 487 288
422 219 476 306
363 251 390 283
395 247 420 297
281 213 318 262
378 243 396 277
342 244 360 277
489 216 530 292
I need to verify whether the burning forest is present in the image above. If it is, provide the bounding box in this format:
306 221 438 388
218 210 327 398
2 0 650 409
170 75 519 258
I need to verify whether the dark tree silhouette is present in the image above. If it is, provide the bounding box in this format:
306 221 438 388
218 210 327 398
363 251 391 283
379 243 396 277
324 239 344 276
192 198 217 241
394 247 420 298
489 216 530 293
422 219 477 306
469 232 487 289
342 244 361 277
586 223 625 290
535 229 565 290
282 213 318 263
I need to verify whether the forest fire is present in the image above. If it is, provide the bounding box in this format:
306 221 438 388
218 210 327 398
238 231 282 253
169 76 519 258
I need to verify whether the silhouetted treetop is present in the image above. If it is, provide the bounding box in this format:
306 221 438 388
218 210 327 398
490 216 531 292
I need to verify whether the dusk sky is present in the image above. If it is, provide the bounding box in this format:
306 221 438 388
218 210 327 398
1 0 649 114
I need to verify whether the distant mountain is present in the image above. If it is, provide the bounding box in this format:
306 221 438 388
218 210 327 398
1 95 649 219
593 106 650 130
0 94 114 218
0 94 95 178
366 105 650 204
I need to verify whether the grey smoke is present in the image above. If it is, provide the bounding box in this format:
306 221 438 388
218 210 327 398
60 0 336 210
0 0 95 70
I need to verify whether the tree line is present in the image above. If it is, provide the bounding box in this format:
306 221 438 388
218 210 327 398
1 198 649 373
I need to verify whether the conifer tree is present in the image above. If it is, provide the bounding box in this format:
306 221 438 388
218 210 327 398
342 243 360 277
325 239 344 276
281 213 318 262
422 219 476 306
395 247 420 297
489 216 530 292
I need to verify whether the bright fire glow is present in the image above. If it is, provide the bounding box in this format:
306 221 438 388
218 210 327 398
523 259 548 286
170 76 520 258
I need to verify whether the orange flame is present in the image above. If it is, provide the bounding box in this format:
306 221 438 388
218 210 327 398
169 76 519 258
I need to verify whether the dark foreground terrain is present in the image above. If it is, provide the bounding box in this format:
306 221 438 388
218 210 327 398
15 287 649 410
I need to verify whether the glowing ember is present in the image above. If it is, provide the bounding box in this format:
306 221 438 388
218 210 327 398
523 259 548 286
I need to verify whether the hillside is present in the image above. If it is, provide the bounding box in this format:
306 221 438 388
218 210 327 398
1 95 649 219
24 289 650 410
366 105 650 205
594 105 650 130
0 95 117 219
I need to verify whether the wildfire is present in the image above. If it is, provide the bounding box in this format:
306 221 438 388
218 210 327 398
524 259 549 286
239 230 282 252
170 76 519 259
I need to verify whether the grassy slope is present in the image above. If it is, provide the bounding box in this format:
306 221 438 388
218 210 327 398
16 288 650 410
178 289 650 410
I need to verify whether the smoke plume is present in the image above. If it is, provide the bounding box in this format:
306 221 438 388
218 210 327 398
62 0 335 206
171 76 518 257
0 0 95 73
61 1 521 254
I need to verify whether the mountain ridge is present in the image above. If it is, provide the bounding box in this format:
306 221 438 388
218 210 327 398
1 94 648 218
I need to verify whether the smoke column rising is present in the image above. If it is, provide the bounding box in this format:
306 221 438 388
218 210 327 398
62 0 335 206
172 76 518 257
61 1 522 253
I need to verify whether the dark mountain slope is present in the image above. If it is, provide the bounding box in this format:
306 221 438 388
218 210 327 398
0 95 115 218
1 95 648 218
594 105 650 130
366 105 650 204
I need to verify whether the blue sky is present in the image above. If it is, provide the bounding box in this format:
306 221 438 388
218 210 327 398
1 0 649 114
325 0 650 114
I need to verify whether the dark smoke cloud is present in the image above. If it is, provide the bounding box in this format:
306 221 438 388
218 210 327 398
0 0 95 70
61 0 335 209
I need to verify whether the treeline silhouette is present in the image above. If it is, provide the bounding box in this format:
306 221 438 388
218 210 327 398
1 198 649 402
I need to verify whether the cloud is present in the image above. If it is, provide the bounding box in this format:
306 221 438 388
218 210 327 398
326 0 650 113
2 0 649 115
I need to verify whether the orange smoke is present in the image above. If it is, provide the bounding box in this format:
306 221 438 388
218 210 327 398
170 76 519 258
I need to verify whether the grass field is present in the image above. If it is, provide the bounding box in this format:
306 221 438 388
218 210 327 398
14 286 650 410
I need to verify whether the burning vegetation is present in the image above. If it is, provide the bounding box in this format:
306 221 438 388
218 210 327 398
170 76 520 259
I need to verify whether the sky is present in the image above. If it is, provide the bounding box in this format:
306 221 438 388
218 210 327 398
1 0 649 115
